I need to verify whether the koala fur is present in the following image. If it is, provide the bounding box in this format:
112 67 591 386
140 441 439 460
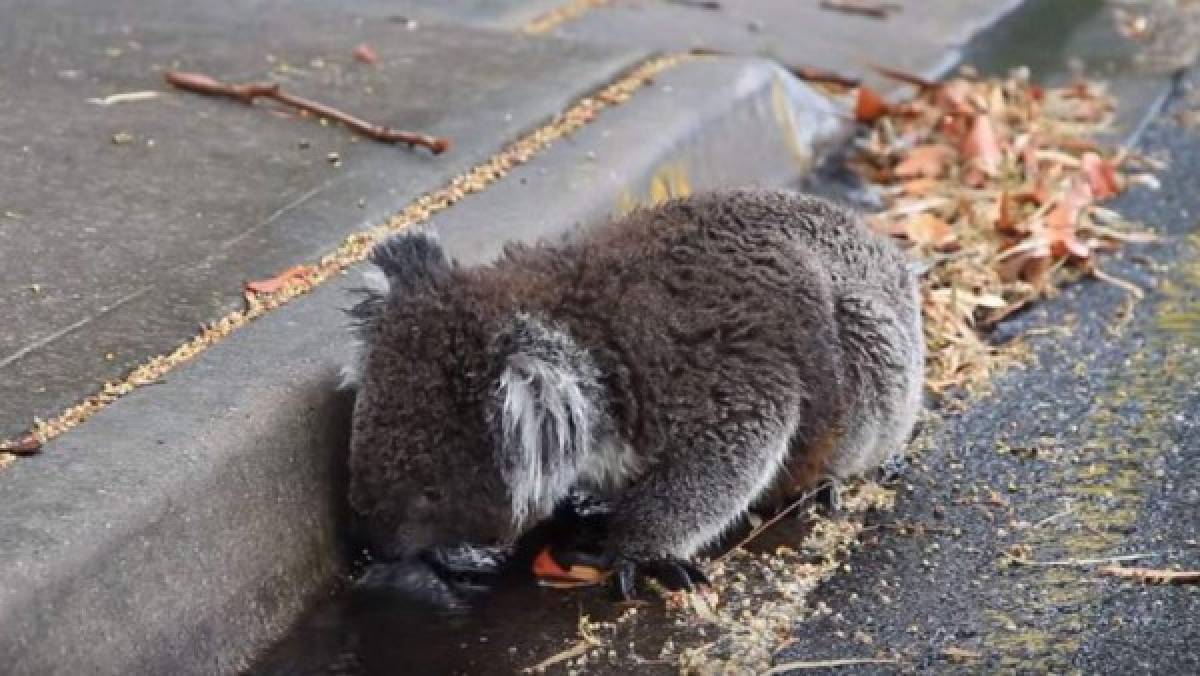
344 190 924 569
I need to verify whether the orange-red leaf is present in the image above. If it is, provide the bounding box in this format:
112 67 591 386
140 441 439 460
902 212 959 251
1081 152 1123 200
353 43 379 65
996 190 1018 234
532 547 608 589
893 144 953 179
245 264 318 295
963 113 1003 175
901 177 939 197
855 86 888 123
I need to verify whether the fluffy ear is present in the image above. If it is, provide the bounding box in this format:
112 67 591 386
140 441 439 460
369 229 450 293
488 315 601 529
340 230 449 390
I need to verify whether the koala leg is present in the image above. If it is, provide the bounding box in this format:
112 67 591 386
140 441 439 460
604 417 797 599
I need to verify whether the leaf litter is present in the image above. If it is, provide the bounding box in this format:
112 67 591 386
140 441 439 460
851 66 1158 394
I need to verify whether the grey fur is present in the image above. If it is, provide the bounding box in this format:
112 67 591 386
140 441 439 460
346 190 924 563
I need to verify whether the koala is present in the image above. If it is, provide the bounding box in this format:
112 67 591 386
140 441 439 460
342 190 924 598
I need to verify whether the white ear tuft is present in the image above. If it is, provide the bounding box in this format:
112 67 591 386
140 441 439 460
339 267 391 391
490 316 599 529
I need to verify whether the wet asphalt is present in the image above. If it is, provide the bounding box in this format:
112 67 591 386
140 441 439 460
777 70 1200 674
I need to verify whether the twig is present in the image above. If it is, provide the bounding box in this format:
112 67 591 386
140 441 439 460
1090 266 1145 299
523 639 595 673
765 657 900 673
87 90 162 106
1031 506 1074 530
720 484 824 561
164 70 450 154
665 0 722 8
1098 565 1200 585
791 67 861 89
819 0 901 19
1010 553 1153 567
868 63 939 90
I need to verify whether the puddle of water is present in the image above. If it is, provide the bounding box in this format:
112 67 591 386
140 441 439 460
249 511 820 675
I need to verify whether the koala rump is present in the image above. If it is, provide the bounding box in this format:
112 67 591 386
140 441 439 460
343 190 924 598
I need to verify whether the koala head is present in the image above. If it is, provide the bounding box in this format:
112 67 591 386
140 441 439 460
345 232 603 560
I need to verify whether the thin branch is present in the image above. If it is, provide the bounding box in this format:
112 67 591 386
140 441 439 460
791 66 862 89
720 484 825 561
819 0 901 20
766 657 901 673
1099 565 1200 585
164 70 450 154
1010 553 1153 567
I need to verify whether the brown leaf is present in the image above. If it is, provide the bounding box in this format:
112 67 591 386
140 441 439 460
902 213 958 251
245 264 318 295
963 113 1003 175
893 144 953 179
1044 180 1094 258
935 78 975 114
353 43 379 65
901 177 939 197
996 190 1019 234
855 86 889 123
0 433 42 456
1081 152 1123 200
1099 565 1200 585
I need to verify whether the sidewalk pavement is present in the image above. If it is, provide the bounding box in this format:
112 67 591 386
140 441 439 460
0 1 1026 673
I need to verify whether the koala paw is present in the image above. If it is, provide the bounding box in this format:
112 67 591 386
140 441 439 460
612 556 710 601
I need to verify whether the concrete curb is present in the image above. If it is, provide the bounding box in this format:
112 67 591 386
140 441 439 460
0 56 844 675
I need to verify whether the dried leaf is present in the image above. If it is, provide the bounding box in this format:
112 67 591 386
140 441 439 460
963 113 1003 175
1081 152 1123 200
245 265 318 295
901 213 958 251
0 433 43 456
893 144 953 179
532 547 608 588
855 86 889 123
901 177 940 197
1044 180 1093 258
353 43 379 65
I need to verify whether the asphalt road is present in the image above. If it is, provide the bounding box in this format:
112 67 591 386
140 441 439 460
777 69 1200 675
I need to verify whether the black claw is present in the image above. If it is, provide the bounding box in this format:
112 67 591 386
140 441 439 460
609 557 710 599
614 559 638 600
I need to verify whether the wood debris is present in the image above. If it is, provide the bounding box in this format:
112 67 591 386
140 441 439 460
164 70 450 153
819 0 901 20
848 66 1157 393
765 657 900 673
1099 565 1200 585
87 90 162 106
941 646 982 662
0 433 42 456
